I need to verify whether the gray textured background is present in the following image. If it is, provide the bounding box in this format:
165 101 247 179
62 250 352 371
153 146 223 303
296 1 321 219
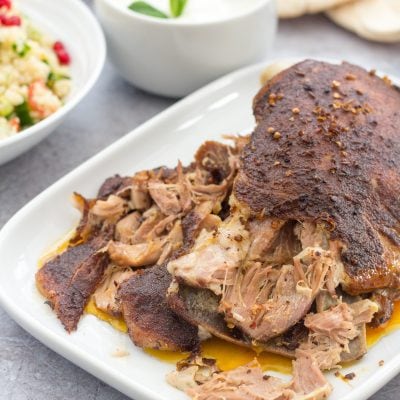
1 1 400 399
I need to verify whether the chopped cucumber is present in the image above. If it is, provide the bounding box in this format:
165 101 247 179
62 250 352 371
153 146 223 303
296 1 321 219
0 98 13 117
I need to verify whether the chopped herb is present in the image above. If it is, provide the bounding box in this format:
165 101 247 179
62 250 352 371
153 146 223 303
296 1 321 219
14 101 33 127
128 1 168 18
12 41 31 57
47 71 70 89
170 0 188 17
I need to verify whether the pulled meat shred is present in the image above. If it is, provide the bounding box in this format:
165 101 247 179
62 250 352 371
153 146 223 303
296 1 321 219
171 301 377 399
167 355 220 392
168 213 250 295
170 215 344 343
300 300 378 370
93 264 134 315
185 357 331 400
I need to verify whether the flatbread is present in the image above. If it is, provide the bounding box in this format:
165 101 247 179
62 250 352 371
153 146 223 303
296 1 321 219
278 0 356 18
327 0 400 42
260 60 296 86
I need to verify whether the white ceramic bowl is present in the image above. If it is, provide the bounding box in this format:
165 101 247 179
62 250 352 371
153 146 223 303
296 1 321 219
95 0 277 97
0 0 106 166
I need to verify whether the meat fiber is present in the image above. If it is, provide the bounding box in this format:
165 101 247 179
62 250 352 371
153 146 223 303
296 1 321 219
115 212 142 243
169 216 342 344
167 355 220 392
186 357 331 400
300 300 378 370
92 264 134 316
220 263 318 343
90 194 129 225
168 213 250 296
148 163 192 216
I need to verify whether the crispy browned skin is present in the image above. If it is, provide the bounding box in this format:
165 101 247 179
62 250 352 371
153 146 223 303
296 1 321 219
235 60 400 294
195 141 232 183
118 266 199 352
97 175 132 200
36 234 110 332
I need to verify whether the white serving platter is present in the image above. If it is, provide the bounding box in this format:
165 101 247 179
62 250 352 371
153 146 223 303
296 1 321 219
0 60 399 400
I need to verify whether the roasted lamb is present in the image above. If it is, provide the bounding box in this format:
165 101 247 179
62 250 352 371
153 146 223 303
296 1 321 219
36 60 400 400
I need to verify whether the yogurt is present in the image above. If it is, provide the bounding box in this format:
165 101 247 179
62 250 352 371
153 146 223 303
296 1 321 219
122 0 267 22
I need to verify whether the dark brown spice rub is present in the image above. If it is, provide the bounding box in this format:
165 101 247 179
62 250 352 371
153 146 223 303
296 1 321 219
97 175 132 200
118 265 199 352
36 232 110 332
234 60 400 294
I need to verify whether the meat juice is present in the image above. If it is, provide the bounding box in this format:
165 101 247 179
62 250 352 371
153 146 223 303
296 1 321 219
366 301 400 347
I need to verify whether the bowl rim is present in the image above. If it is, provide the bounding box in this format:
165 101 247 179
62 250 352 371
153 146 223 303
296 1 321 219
97 0 275 27
0 0 107 150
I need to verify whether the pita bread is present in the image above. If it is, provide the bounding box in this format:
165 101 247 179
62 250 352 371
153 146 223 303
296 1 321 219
260 60 296 86
327 0 400 42
278 0 356 18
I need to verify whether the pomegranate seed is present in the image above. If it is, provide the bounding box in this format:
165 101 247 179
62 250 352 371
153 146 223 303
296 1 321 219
1 15 21 26
53 41 64 51
0 0 11 10
56 49 70 65
53 41 70 65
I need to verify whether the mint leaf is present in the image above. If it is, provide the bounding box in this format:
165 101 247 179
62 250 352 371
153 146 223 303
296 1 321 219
128 1 168 18
170 0 188 17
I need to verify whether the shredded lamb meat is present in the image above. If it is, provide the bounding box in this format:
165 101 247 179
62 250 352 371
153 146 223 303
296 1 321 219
300 300 378 370
37 139 242 335
170 216 343 343
185 357 331 400
92 264 134 316
168 213 250 296
167 355 220 392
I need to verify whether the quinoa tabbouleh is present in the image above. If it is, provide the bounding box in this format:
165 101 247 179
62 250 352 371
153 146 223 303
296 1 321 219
0 0 71 140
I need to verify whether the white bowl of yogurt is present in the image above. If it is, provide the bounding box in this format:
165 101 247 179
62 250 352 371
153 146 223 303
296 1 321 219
95 0 277 97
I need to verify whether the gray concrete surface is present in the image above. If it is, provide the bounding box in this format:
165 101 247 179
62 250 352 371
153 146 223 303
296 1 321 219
1 2 400 399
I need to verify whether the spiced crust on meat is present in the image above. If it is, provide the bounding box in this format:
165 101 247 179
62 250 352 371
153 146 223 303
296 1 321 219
36 232 111 332
235 60 400 294
97 175 132 200
118 266 199 352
